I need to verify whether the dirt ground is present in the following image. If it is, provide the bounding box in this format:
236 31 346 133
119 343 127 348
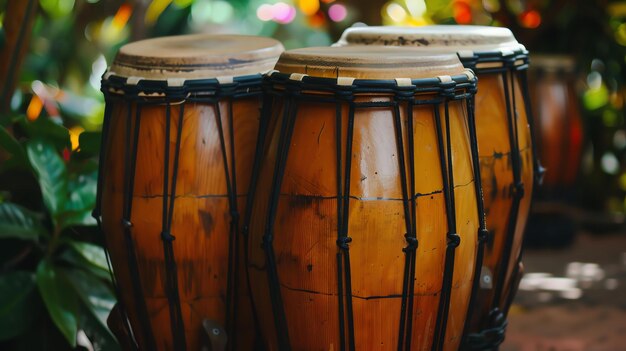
501 231 626 351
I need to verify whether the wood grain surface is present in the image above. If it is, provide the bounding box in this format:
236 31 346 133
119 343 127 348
101 96 260 351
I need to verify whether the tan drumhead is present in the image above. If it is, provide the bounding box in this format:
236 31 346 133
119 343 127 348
274 46 465 80
109 34 284 80
336 25 525 54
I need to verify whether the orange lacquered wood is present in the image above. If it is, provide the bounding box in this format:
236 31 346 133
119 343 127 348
247 93 479 350
332 26 536 335
530 73 583 188
101 97 260 351
468 73 534 330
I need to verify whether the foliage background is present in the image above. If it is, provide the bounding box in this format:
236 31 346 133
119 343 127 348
0 0 624 349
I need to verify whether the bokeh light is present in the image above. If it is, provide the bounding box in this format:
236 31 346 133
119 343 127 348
211 1 234 24
328 4 347 22
308 10 326 27
257 4 274 21
385 3 407 23
112 3 133 31
519 10 542 28
454 1 473 24
257 2 298 24
191 0 234 24
146 0 171 24
298 0 320 16
615 23 626 46
273 2 297 24
601 153 620 175
26 95 43 121
40 0 76 19
69 127 84 151
191 0 212 22
89 55 108 91
482 0 500 13
405 0 427 18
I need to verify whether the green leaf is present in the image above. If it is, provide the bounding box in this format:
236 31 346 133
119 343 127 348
58 248 111 282
57 164 97 230
79 306 122 351
59 210 97 229
36 260 79 347
26 139 67 217
0 202 45 240
76 131 101 158
62 267 116 339
68 241 109 273
0 126 29 171
0 271 40 341
16 115 71 150
64 168 97 213
0 125 26 158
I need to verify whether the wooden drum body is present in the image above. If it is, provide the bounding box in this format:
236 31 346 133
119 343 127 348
245 47 483 350
337 25 540 349
528 55 583 193
94 34 283 351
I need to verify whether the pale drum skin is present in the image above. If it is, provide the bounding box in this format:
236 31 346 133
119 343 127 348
99 34 283 351
336 25 535 334
246 47 479 350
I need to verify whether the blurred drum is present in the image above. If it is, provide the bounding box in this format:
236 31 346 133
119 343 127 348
94 34 283 351
245 46 484 350
528 55 583 193
337 25 541 349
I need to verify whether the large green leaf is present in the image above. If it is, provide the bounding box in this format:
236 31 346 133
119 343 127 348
16 116 71 150
79 306 121 351
58 248 111 282
65 170 97 211
0 126 29 172
61 167 97 227
58 163 97 229
0 271 40 341
26 139 67 217
62 268 116 338
68 241 109 273
36 260 79 347
0 126 26 158
76 131 101 158
0 202 45 240
59 210 97 230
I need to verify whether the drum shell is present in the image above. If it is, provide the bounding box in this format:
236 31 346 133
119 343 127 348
333 29 536 337
247 89 479 350
100 94 260 351
529 70 583 191
469 72 535 330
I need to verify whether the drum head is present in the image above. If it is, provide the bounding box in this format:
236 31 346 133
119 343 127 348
109 34 284 80
274 46 464 79
336 25 524 54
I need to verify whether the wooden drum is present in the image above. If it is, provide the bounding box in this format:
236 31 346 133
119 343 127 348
337 25 541 349
245 46 483 350
94 34 283 351
528 55 583 193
